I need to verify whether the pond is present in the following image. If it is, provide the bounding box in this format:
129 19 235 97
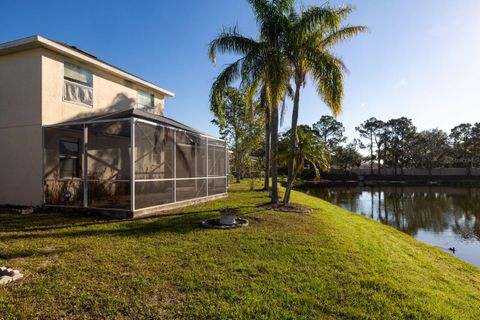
302 185 480 268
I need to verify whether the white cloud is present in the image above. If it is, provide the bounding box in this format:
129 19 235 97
361 103 366 107
394 78 408 89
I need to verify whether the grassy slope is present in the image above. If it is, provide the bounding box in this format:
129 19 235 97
0 182 479 319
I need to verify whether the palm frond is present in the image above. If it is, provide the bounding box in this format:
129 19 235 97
335 5 355 20
266 52 292 107
279 94 288 126
298 6 349 35
306 50 345 116
258 83 270 117
247 0 274 25
208 27 258 64
244 76 262 111
321 25 368 48
273 0 295 14
209 58 244 115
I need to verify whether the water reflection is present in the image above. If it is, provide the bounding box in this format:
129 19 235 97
304 186 480 267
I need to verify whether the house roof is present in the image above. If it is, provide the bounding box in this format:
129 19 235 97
52 108 210 137
0 35 174 97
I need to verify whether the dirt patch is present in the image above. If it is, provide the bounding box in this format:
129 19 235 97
8 256 28 263
257 203 314 214
201 218 249 229
39 256 56 269
0 205 36 214
119 272 133 277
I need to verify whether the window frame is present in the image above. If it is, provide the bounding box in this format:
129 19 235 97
137 90 155 113
64 62 93 87
58 138 81 179
63 62 94 107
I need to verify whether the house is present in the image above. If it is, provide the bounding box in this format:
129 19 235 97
0 35 227 218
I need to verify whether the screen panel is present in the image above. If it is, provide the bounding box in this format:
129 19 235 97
135 180 174 209
87 121 131 181
176 131 196 178
88 181 130 209
196 136 207 178
176 179 207 202
44 180 83 206
44 126 84 179
208 177 227 196
135 122 174 180
208 139 226 177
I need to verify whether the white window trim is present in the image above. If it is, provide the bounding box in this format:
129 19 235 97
63 62 94 108
137 90 155 113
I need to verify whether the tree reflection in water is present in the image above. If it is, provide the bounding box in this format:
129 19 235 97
305 186 480 241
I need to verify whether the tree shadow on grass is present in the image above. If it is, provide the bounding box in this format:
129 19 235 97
0 211 116 233
0 202 260 233
0 205 263 242
0 247 75 261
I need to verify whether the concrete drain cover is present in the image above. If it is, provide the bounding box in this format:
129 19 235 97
0 267 23 284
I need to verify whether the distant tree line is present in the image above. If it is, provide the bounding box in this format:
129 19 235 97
276 116 480 176
354 117 480 175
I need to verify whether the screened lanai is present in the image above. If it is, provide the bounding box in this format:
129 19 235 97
43 109 228 214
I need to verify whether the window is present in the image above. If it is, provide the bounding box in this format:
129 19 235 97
137 91 155 113
64 62 93 86
59 139 81 178
150 148 161 165
63 62 93 107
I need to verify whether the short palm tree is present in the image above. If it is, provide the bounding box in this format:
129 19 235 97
208 0 294 204
278 127 330 202
282 5 367 204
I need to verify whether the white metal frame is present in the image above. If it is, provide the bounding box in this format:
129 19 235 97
173 130 177 203
130 118 136 211
83 124 88 207
43 115 228 212
133 192 228 213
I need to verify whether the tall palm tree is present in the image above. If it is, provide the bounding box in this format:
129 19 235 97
282 5 367 204
209 0 293 204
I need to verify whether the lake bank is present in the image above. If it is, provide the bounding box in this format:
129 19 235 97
298 184 480 267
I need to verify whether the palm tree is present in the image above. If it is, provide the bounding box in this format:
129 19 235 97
209 0 293 204
278 127 330 199
282 5 367 204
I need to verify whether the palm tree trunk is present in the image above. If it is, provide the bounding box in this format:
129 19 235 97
384 143 388 175
270 106 279 204
263 110 271 190
284 80 301 205
377 145 381 174
284 164 302 204
235 141 241 183
370 135 373 175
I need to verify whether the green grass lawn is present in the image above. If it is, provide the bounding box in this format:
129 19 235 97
1 181 479 319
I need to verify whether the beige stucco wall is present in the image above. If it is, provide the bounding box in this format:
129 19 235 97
0 46 167 206
41 48 165 125
0 48 43 205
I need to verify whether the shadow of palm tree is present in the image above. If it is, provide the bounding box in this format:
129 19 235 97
0 213 201 242
0 203 264 242
0 247 75 261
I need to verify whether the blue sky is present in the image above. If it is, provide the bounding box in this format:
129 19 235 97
2 0 480 141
